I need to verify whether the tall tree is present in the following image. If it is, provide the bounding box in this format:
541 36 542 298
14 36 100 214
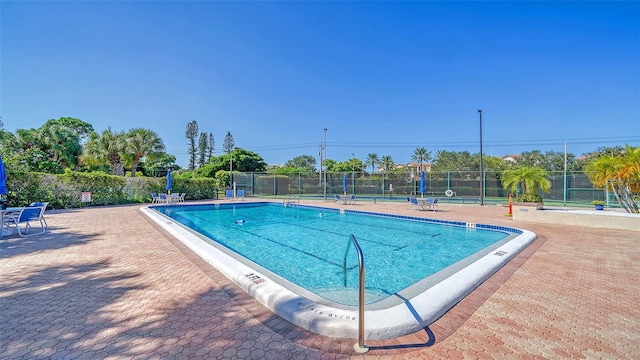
223 131 235 180
333 158 365 173
284 155 316 173
195 148 267 177
82 128 127 176
411 147 431 172
198 132 208 167
380 155 395 173
46 117 94 142
39 121 82 171
432 150 477 172
143 152 179 176
543 150 577 172
124 128 165 177
207 133 215 159
40 118 94 171
519 150 545 167
3 117 94 173
365 153 379 174
223 131 235 154
14 128 59 172
185 120 199 170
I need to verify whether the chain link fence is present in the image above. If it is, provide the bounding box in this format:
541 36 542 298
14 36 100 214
230 171 607 206
5 170 608 209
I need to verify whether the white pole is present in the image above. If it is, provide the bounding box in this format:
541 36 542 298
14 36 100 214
563 142 567 208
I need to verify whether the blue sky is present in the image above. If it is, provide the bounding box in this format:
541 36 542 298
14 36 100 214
2 1 639 167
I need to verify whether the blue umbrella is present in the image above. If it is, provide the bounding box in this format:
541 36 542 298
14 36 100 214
343 174 347 194
0 155 7 196
166 169 172 194
420 170 425 197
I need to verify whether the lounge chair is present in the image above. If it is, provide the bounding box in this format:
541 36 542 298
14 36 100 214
409 197 420 210
225 189 234 200
179 193 186 202
151 193 160 204
419 197 440 211
3 206 47 237
335 194 341 203
158 193 168 204
237 189 245 200
431 198 440 211
29 202 49 228
348 194 356 205
418 197 433 211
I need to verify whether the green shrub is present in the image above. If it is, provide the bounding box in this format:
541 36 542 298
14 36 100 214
516 193 543 203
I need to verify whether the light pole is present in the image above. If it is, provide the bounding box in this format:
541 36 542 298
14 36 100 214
323 128 327 200
477 109 484 206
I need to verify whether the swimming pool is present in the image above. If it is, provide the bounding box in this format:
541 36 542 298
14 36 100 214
143 201 536 340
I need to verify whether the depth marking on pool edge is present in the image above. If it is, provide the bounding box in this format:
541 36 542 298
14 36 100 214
298 301 357 320
245 273 265 284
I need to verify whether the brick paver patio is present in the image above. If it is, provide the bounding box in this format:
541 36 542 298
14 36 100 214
1 200 638 359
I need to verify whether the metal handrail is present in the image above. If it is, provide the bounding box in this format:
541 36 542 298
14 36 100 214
343 234 369 353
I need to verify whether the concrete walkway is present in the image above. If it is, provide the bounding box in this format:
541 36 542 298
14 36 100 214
1 200 638 359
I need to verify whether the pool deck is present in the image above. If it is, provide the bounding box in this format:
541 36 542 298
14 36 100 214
1 200 639 359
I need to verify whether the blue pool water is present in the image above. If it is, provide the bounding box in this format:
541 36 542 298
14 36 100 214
154 202 517 306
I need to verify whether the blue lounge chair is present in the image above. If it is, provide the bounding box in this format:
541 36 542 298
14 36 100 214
158 193 168 204
409 197 420 209
419 197 434 211
237 189 245 200
3 206 47 237
335 194 341 203
225 189 234 200
418 197 440 211
348 194 356 205
430 198 440 211
29 202 49 228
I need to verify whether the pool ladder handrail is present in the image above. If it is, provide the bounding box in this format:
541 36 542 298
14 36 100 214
343 234 369 354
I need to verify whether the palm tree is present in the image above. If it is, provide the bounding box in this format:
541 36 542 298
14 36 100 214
412 147 431 172
365 153 379 174
380 155 395 173
585 145 639 213
36 122 76 172
501 166 551 201
82 128 127 176
124 128 165 177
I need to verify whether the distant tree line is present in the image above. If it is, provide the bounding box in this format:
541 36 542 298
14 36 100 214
2 117 637 212
0 117 173 176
